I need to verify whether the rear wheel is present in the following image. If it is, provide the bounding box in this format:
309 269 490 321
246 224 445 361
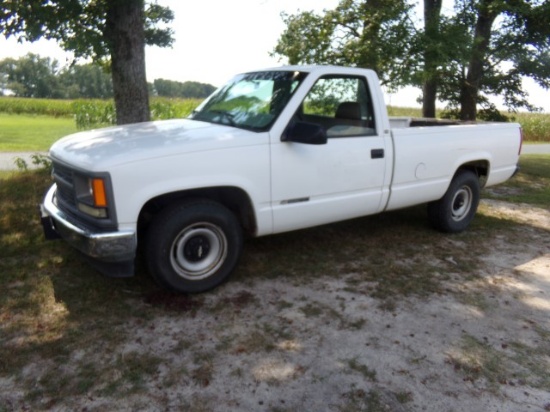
145 200 243 293
427 170 480 233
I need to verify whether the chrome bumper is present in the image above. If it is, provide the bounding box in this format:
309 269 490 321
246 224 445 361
40 184 137 263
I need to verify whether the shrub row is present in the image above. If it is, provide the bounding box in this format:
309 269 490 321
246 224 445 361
0 97 548 141
0 96 202 129
513 112 550 142
72 100 115 129
0 97 74 117
73 98 202 128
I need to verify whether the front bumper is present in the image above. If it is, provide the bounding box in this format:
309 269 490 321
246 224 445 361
40 184 137 276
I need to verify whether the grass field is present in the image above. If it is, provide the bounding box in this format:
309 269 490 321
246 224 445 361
0 114 78 151
0 98 202 151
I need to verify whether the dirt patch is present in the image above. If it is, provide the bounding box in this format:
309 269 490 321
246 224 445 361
1 200 549 411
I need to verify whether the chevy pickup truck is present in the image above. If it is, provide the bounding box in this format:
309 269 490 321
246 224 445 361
40 65 522 292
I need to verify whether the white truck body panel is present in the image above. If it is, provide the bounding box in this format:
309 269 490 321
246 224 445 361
50 119 274 234
386 122 520 210
269 133 391 233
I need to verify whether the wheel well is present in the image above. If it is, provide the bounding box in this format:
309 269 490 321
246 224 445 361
138 187 257 237
455 160 489 188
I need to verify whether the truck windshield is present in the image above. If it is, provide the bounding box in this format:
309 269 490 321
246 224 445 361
190 70 308 132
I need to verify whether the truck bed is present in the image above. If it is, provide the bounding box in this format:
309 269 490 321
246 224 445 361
389 117 466 128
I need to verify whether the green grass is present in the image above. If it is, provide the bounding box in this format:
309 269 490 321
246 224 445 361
484 155 550 207
0 113 78 151
446 334 508 390
387 106 421 117
0 98 202 151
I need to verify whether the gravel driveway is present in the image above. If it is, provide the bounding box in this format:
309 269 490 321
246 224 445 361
0 152 48 170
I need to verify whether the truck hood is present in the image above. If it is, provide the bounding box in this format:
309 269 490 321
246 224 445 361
49 119 263 171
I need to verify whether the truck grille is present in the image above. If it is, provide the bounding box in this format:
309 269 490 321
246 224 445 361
52 161 78 215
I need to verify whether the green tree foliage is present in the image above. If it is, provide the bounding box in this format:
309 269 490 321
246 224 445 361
275 0 550 120
440 0 550 120
0 0 174 124
414 0 550 120
59 64 113 99
0 53 62 98
0 54 113 99
0 54 215 100
272 0 417 88
153 79 216 99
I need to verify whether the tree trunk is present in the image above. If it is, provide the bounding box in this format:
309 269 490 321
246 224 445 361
422 78 438 118
459 0 499 121
422 0 442 118
361 0 383 75
106 0 150 125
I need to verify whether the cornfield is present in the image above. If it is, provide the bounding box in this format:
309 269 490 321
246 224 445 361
0 97 548 141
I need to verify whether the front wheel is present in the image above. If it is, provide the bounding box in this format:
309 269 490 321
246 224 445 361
427 170 480 233
145 200 243 293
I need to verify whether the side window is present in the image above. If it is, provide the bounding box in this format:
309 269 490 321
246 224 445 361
301 76 376 138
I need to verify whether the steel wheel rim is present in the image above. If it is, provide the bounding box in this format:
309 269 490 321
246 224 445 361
451 186 473 221
170 222 227 280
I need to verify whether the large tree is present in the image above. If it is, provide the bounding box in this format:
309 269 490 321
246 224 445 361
0 0 174 124
272 0 417 89
438 0 550 120
461 0 501 119
275 0 550 120
422 0 443 118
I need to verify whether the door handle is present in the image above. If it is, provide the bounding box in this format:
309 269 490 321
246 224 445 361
371 149 384 159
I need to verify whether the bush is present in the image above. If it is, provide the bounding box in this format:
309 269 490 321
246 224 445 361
0 97 73 117
150 98 201 120
513 112 550 142
72 99 115 129
72 97 202 129
0 96 202 129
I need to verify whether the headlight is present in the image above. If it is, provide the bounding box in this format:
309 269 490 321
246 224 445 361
74 175 109 218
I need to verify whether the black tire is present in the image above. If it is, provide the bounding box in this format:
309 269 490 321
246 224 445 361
145 200 243 293
427 170 480 233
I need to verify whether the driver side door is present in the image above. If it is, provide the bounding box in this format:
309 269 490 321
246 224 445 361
270 75 389 233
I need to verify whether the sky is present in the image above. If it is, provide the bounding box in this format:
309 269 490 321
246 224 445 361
0 0 548 112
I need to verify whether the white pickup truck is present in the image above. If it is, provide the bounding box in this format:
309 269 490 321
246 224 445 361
40 66 522 292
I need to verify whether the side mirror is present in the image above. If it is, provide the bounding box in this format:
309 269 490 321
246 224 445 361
282 121 327 145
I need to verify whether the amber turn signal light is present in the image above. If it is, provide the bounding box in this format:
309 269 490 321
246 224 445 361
92 178 108 207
